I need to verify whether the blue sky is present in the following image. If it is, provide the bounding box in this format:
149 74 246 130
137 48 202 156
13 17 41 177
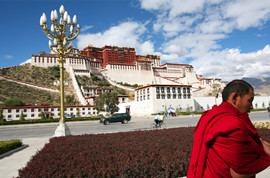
1 0 270 81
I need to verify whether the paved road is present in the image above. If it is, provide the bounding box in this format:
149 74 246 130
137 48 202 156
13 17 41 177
0 111 269 140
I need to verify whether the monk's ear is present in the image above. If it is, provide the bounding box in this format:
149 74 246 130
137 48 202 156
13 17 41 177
231 92 239 105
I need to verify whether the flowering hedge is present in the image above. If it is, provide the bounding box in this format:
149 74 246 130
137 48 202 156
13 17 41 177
18 128 270 177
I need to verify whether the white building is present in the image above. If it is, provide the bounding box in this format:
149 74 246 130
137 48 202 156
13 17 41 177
0 105 98 121
118 84 194 115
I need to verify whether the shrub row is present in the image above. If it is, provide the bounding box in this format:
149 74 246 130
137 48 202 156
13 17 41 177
18 128 194 177
0 139 22 155
18 128 270 177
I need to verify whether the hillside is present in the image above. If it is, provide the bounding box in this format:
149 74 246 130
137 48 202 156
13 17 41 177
0 64 129 107
0 64 78 107
242 77 270 96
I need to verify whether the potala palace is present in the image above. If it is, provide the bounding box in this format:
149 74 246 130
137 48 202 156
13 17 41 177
32 45 224 96
2 44 269 119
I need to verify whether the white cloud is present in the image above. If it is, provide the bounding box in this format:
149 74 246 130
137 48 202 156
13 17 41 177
77 21 155 55
222 0 270 30
139 0 270 80
80 25 93 32
190 45 270 81
4 55 13 59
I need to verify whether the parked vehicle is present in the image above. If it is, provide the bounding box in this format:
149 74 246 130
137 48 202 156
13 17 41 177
100 113 131 125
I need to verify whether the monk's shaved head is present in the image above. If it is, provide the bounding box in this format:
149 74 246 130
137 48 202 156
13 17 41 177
222 80 254 102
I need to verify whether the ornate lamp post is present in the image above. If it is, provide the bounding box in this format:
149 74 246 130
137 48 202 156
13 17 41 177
40 5 80 136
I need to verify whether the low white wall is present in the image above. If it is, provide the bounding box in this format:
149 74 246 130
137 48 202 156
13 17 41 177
118 96 270 116
193 96 270 111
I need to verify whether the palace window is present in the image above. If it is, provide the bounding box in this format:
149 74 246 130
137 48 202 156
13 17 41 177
183 94 186 99
167 87 170 93
167 94 171 99
161 94 165 99
178 94 182 99
161 87 165 93
156 94 160 99
172 87 176 93
183 88 186 93
173 94 176 99
156 87 160 93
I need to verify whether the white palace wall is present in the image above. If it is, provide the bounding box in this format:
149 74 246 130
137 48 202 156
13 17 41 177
105 65 153 85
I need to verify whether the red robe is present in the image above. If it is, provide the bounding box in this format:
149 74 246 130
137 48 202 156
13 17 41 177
187 102 270 178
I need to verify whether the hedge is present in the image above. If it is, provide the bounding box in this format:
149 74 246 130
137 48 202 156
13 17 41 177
0 117 101 126
0 139 22 155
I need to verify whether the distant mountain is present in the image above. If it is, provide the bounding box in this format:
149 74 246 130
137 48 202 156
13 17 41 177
242 77 270 87
242 77 270 96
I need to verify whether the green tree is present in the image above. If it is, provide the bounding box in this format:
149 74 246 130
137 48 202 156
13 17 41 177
4 98 25 107
20 111 25 121
196 105 200 112
39 111 46 120
94 92 119 113
186 105 190 113
76 108 80 117
0 109 4 121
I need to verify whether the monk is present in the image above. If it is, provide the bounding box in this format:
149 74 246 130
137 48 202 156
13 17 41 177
188 80 270 178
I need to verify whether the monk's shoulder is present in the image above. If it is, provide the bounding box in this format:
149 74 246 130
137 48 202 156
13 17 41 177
213 114 245 132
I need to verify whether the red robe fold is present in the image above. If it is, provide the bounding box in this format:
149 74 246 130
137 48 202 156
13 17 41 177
187 102 270 178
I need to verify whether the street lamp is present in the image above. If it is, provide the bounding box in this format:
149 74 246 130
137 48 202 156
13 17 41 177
40 5 80 136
